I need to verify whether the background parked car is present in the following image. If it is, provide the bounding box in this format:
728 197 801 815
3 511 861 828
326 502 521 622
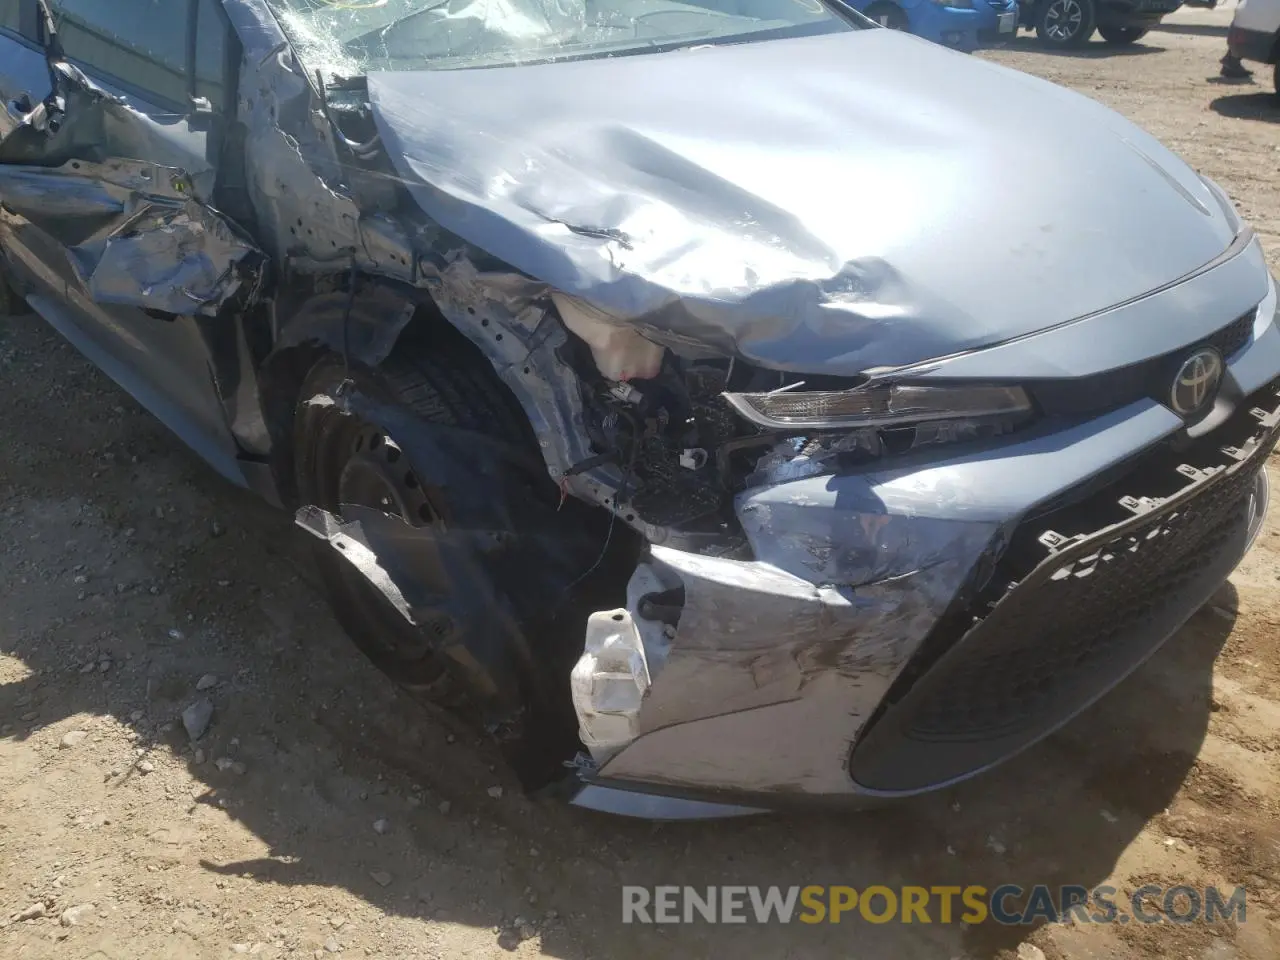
1228 0 1280 95
1016 0 1183 46
849 0 1019 51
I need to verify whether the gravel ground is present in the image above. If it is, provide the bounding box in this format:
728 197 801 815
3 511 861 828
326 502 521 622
2 7 1280 959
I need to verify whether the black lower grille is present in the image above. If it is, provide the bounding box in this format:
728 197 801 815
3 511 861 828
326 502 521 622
909 466 1252 741
849 381 1280 794
1208 309 1255 360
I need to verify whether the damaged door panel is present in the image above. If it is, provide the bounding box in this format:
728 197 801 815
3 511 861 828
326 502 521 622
0 159 258 315
0 0 262 483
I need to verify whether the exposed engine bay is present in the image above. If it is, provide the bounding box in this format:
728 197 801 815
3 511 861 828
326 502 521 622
555 310 1031 552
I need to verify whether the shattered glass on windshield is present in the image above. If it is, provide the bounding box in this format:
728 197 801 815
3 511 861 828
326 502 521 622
266 0 855 74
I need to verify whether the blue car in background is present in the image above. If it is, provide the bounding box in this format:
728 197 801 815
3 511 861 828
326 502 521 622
851 0 1019 50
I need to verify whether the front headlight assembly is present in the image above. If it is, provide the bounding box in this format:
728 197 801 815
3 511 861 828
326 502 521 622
722 383 1032 431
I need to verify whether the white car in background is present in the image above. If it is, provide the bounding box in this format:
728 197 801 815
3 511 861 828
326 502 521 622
1229 0 1280 95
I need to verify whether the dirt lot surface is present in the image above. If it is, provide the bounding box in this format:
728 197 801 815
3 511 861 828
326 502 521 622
3 6 1280 959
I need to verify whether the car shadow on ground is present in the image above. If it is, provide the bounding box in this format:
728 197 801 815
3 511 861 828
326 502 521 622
1150 22 1229 37
0 317 1240 958
1002 35 1166 58
1210 90 1280 121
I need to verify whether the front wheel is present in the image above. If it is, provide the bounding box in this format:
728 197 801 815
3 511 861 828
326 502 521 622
1097 25 1147 45
293 330 541 705
864 1 909 30
1035 0 1096 47
291 321 606 788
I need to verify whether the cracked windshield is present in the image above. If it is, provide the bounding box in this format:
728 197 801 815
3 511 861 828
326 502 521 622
266 0 858 73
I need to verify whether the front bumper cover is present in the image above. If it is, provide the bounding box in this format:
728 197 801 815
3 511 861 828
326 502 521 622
569 300 1280 818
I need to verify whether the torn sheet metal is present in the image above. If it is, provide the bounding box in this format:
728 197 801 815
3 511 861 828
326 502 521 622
363 29 1236 375
226 0 589 485
590 455 1008 794
222 0 422 281
296 502 527 705
594 514 995 796
89 199 259 315
0 159 260 316
0 58 259 318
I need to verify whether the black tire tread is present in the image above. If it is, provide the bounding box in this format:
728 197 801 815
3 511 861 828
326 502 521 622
1097 25 1147 44
379 339 530 444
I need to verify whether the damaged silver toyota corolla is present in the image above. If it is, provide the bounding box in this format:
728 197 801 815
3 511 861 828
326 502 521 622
1 0 1278 818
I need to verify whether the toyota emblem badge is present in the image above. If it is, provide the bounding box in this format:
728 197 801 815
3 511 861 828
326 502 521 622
1169 347 1223 418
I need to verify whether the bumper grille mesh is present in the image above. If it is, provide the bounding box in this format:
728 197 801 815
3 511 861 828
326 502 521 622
909 458 1256 741
1208 309 1255 360
849 382 1280 793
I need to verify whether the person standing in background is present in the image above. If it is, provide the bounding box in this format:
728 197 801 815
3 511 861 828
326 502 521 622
1213 0 1254 80
1220 50 1253 79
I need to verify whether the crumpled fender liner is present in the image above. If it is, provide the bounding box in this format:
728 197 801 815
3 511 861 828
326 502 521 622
272 284 418 369
295 388 617 725
296 503 527 708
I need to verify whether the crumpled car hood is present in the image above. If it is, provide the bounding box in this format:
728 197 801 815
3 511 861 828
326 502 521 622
367 30 1237 376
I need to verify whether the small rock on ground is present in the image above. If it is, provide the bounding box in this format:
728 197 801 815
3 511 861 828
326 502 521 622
182 698 214 740
58 730 88 749
60 903 94 927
